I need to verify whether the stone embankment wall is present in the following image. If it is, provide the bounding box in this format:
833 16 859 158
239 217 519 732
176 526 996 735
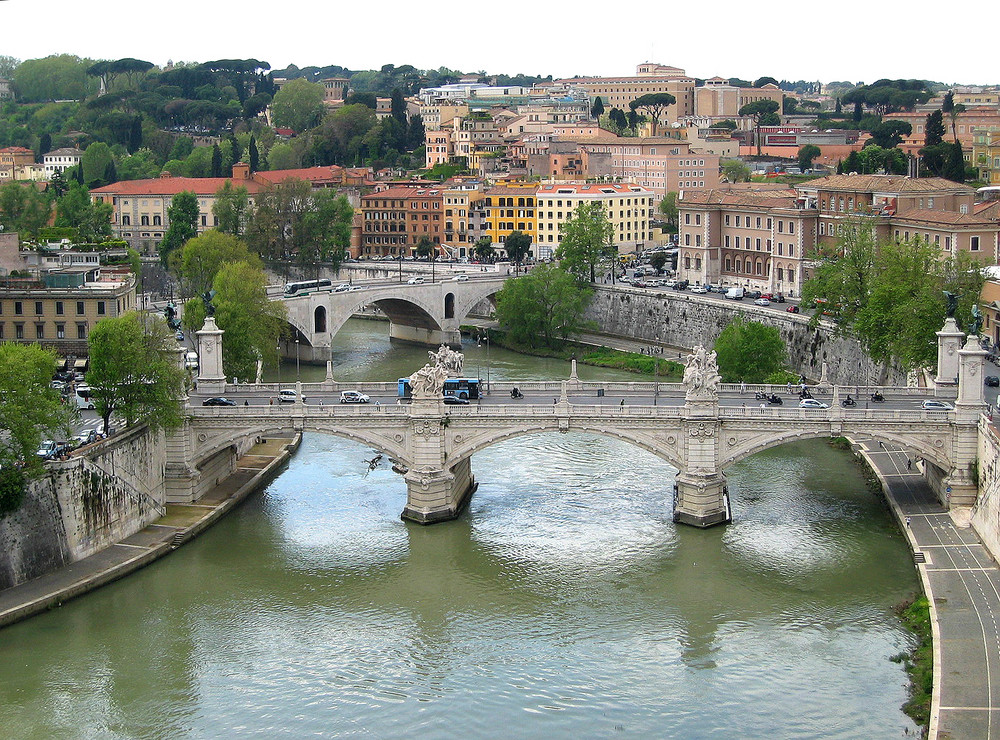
974 417 1000 560
0 425 165 590
582 287 904 386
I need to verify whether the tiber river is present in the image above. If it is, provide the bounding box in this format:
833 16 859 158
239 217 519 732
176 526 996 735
0 319 920 738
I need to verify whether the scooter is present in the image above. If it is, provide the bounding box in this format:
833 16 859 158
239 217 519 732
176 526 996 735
767 394 783 405
510 388 524 399
870 392 886 403
842 396 857 407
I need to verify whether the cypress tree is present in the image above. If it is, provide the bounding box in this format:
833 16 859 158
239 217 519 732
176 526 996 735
249 136 259 173
211 144 222 177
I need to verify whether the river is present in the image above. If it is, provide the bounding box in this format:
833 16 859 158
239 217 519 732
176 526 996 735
0 319 920 738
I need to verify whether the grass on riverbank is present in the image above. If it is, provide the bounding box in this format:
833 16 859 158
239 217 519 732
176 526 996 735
891 595 933 731
462 327 684 379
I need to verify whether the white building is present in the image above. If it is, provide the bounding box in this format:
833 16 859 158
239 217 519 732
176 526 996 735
43 147 83 176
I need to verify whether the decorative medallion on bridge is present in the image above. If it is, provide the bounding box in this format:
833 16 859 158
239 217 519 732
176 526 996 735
689 423 714 440
666 435 676 445
414 421 440 436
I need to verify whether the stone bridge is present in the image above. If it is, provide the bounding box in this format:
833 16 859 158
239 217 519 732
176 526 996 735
278 277 507 355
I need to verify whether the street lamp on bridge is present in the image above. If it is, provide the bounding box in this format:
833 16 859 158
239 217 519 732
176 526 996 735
477 331 491 395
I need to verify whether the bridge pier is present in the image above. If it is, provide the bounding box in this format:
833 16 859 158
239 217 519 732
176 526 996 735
389 322 462 348
673 472 731 528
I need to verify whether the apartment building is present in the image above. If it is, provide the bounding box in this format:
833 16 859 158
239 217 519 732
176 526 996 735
359 186 444 258
694 78 784 118
535 182 655 260
483 184 538 250
972 131 1000 184
0 146 34 169
553 64 695 123
676 175 999 295
441 184 486 258
321 78 349 105
0 78 12 100
43 147 83 176
576 138 721 198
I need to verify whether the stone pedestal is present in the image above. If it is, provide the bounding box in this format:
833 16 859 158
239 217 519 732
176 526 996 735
196 317 226 395
674 471 731 528
935 317 965 398
956 335 988 421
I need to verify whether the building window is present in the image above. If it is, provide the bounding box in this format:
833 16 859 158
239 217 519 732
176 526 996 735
77 301 85 315
972 236 981 251
56 324 65 339
15 324 24 339
35 301 43 315
789 222 795 235
77 324 87 339
122 215 130 225
97 301 106 316
56 301 64 315
14 301 22 315
35 324 44 339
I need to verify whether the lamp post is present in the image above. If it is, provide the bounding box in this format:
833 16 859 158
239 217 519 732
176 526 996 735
295 338 300 379
276 342 281 390
477 331 491 395
654 335 660 405
398 251 403 283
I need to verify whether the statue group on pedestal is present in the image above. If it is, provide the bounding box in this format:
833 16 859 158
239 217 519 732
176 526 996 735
683 344 721 399
408 345 465 399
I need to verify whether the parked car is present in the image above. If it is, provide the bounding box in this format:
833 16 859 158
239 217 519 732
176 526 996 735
987 376 1000 387
786 305 800 313
36 440 59 459
451 274 470 281
753 297 770 306
921 400 954 411
279 389 305 403
73 429 101 447
340 390 370 404
747 290 762 300
333 284 350 293
348 285 365 291
690 285 708 294
407 276 425 285
202 397 236 406
799 398 829 409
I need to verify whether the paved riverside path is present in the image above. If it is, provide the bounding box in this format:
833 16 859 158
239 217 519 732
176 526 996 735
860 439 1000 740
0 437 297 629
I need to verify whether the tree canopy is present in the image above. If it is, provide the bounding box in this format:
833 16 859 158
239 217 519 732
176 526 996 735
629 93 676 136
270 78 325 132
504 230 532 268
159 191 200 265
556 201 616 283
495 264 593 348
739 99 780 156
176 229 260 297
713 318 789 383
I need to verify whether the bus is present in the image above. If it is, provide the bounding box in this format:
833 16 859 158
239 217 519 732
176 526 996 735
284 279 333 296
398 377 482 400
75 386 96 410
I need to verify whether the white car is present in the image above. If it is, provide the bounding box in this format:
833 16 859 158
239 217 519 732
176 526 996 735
799 398 829 409
333 284 350 293
754 298 770 306
451 274 469 282
36 440 58 459
921 400 954 411
690 286 707 294
340 390 370 404
347 285 365 292
279 389 304 403
407 276 425 285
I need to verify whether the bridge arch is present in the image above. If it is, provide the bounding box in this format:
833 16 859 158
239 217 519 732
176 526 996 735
314 305 327 334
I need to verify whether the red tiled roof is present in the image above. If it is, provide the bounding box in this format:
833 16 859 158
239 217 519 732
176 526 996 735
361 186 443 200
803 174 974 194
679 185 798 209
90 175 267 197
892 208 998 227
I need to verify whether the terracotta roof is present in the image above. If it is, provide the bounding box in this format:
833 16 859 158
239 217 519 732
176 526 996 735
535 182 653 196
361 186 443 200
802 174 975 194
891 208 998 227
974 201 1000 219
679 185 798 209
90 175 268 197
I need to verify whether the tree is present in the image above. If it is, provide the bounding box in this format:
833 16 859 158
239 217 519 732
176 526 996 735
608 108 628 133
212 181 251 237
211 144 222 177
797 144 821 172
270 78 325 132
0 182 52 238
713 318 789 382
13 54 94 102
556 201 616 283
81 142 114 188
941 92 966 143
591 96 605 119
210 262 288 381
648 252 669 272
473 237 495 262
176 229 260 297
739 99 780 156
159 191 200 266
857 145 908 175
629 93 676 136
944 142 966 183
0 343 72 481
721 159 751 182
249 135 260 172
504 230 532 271
390 88 407 124
495 264 593 348
869 120 912 149
54 182 113 242
86 312 186 435
658 192 679 233
925 110 946 147
715 119 738 131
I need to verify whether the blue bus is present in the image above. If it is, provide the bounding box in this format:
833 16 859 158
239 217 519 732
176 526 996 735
398 377 482 400
284 279 332 296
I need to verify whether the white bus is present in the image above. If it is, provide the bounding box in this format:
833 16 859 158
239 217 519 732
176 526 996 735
284 279 332 296
75 386 96 410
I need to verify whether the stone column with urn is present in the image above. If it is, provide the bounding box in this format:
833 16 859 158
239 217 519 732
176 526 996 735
674 345 731 527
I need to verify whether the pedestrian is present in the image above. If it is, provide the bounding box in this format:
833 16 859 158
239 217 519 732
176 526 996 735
375 400 381 410
319 398 324 406
620 398 625 408
244 399 249 407
759 403 766 409
396 398 401 405
740 381 746 394
786 382 792 394
906 517 911 527
269 397 274 405
878 440 884 450
907 458 912 470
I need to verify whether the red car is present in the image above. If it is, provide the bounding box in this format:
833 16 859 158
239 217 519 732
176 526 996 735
786 305 800 313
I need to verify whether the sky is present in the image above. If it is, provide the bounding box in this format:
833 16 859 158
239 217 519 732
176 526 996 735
0 0 991 87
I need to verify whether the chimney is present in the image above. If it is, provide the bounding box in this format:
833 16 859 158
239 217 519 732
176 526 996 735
232 162 251 180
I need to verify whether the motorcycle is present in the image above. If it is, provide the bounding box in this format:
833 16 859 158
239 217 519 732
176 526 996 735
510 388 524 399
841 396 857 407
767 394 783 405
870 392 886 403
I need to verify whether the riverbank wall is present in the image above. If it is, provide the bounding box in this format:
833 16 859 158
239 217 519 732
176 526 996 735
0 425 166 591
973 417 1000 560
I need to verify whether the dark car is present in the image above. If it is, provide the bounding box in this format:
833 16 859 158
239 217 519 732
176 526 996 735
202 397 237 406
747 290 762 300
443 395 470 405
786 305 800 313
987 376 1000 387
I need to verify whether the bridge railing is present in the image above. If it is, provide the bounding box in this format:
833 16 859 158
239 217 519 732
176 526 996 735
719 406 952 421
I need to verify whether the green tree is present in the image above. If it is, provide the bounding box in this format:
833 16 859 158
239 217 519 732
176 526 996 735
944 142 966 183
721 159 751 182
648 252 669 272
504 230 532 271
80 142 114 187
797 144 821 172
925 110 946 147
159 191 200 266
869 120 912 149
0 182 52 237
177 229 260 297
713 318 788 382
12 54 94 102
715 119 738 131
739 99 781 156
495 264 593 348
271 78 325 132
211 262 288 380
473 237 495 261
54 182 113 242
415 237 434 259
941 92 966 143
629 93 676 136
591 96 605 119
212 181 251 237
0 343 72 481
86 312 186 434
658 192 679 233
556 201 616 283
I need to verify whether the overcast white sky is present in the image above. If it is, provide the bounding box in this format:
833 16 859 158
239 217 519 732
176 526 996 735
0 0 989 86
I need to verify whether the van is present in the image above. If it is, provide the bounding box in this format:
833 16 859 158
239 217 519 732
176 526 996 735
725 287 745 300
185 352 199 369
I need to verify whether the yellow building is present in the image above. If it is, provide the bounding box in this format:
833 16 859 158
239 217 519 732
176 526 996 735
535 182 655 260
483 184 539 254
442 185 486 258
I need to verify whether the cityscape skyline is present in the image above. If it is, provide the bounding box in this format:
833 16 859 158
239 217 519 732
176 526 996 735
0 0 994 87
